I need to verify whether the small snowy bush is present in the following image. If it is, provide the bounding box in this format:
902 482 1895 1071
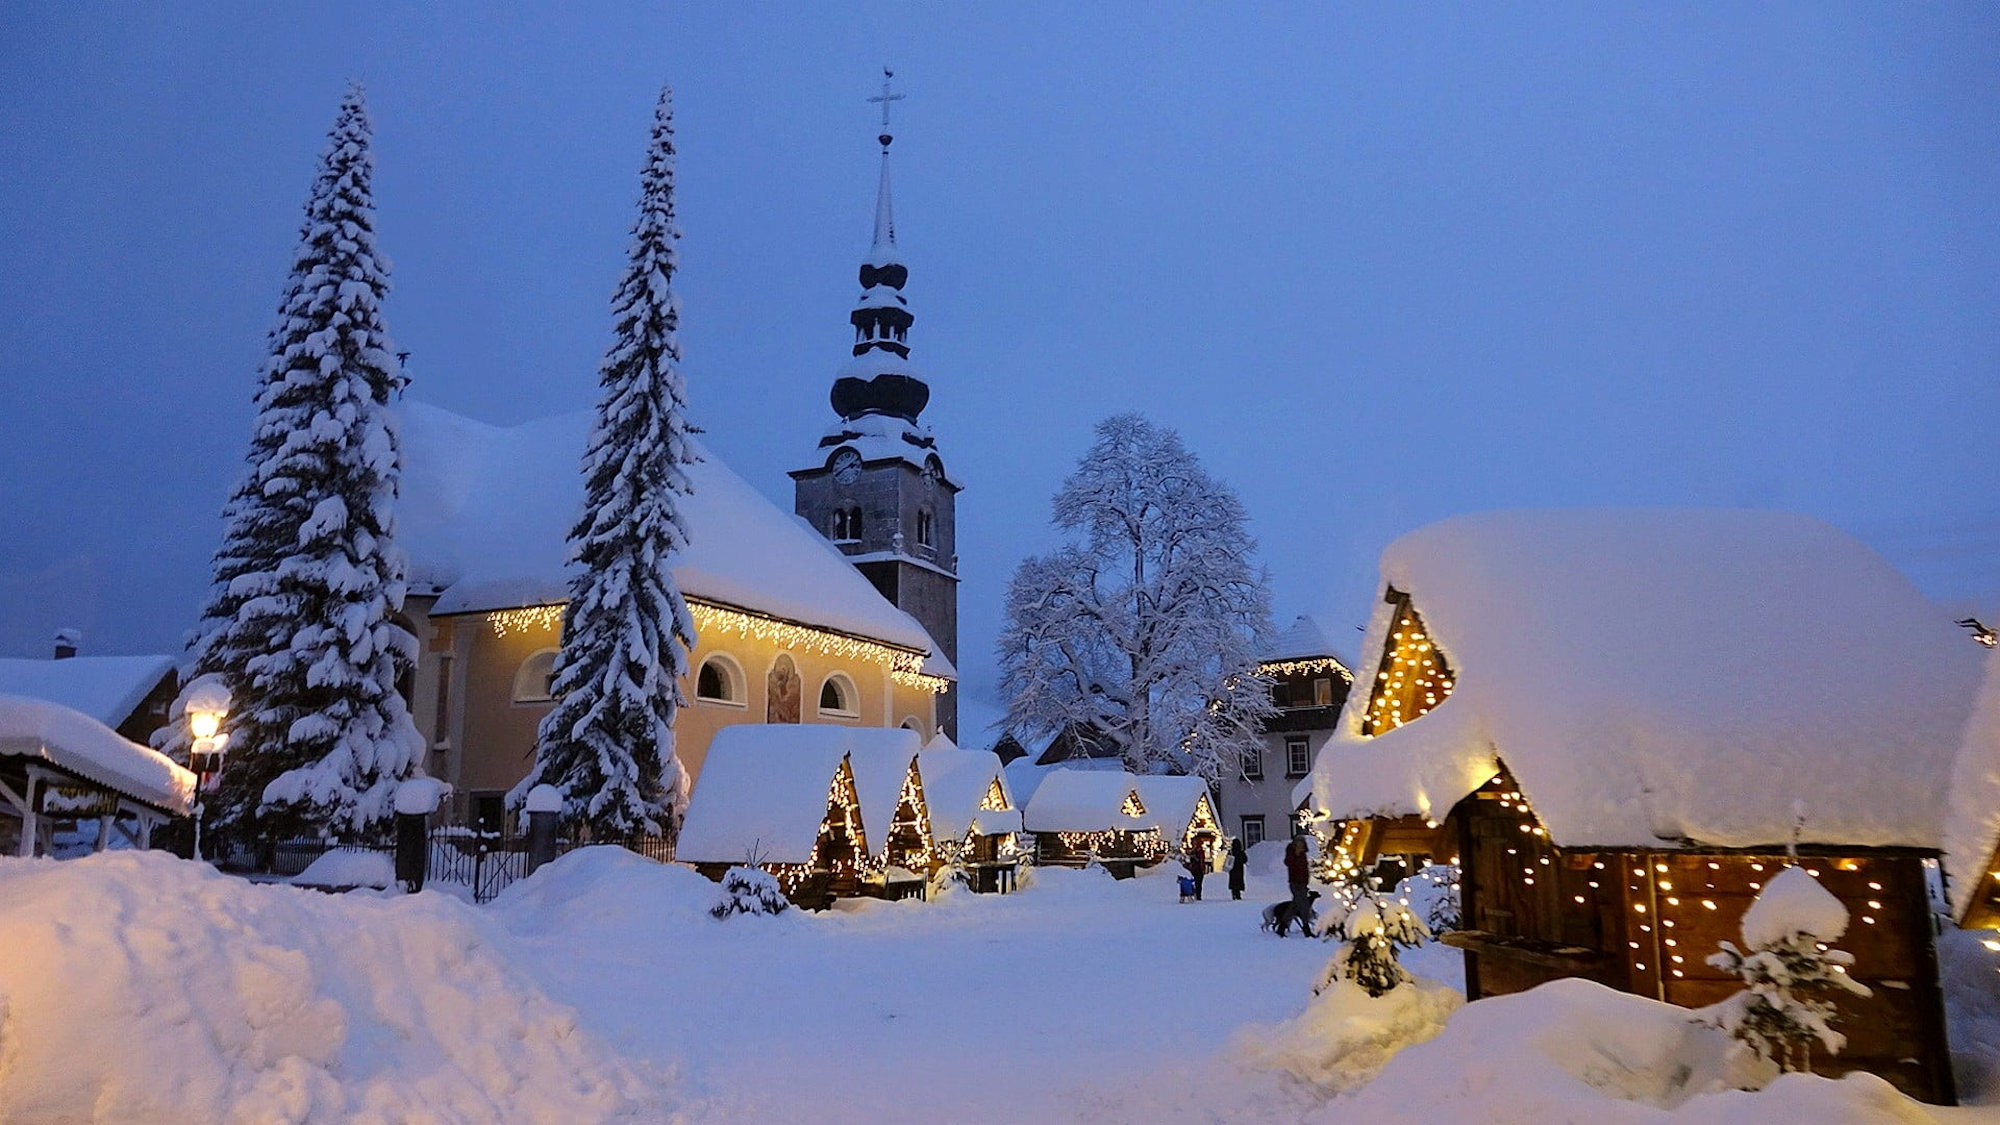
1699 865 1871 1076
1394 862 1461 933
710 866 789 919
1317 891 1432 998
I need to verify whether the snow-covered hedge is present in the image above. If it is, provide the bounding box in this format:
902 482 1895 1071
710 865 789 919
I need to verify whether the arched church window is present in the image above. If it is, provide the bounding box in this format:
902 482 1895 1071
696 655 744 705
513 649 559 704
916 509 934 548
818 673 859 719
767 655 801 724
832 510 850 540
848 507 864 539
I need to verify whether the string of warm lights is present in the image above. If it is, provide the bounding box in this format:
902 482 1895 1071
1361 602 1455 736
1259 656 1354 681
487 604 566 636
484 596 950 693
978 778 1008 812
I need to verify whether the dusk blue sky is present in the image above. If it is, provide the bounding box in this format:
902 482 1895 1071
3 5 1996 720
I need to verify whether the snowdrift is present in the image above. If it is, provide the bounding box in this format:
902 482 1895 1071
0 852 673 1124
1319 977 1940 1124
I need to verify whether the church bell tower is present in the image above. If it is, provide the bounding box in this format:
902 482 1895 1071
792 73 961 739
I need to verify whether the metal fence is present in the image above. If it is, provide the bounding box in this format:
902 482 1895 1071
266 823 673 904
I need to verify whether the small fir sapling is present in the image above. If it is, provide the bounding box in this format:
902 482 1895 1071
1316 891 1432 998
710 866 790 919
1700 864 1872 1076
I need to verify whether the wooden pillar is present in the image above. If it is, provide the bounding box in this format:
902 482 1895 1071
94 812 113 852
17 771 40 858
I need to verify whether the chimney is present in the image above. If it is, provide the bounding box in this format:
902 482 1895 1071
53 628 82 660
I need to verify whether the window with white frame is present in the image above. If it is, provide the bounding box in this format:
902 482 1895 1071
1241 815 1266 847
512 649 559 703
695 655 745 706
1241 743 1263 780
1285 736 1311 779
818 673 860 719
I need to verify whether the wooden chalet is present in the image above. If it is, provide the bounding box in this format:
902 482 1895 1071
917 734 1022 892
1131 774 1224 861
1021 769 1169 877
676 725 933 907
1297 510 1997 1104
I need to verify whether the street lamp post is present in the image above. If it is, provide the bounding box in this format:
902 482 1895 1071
181 677 232 862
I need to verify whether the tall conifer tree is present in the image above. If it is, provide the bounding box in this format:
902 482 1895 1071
508 85 696 836
194 84 426 840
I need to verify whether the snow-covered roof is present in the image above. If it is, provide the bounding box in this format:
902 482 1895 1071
676 724 923 865
918 735 1014 841
0 695 195 815
1022 769 1155 834
0 655 174 728
394 402 938 656
1946 652 2000 919
1130 775 1212 842
844 728 924 859
1261 616 1345 667
677 725 851 865
1302 509 1989 858
804 410 960 489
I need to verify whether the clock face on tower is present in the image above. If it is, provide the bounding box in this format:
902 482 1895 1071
831 448 862 484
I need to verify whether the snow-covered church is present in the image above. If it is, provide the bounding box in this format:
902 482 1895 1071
391 118 960 830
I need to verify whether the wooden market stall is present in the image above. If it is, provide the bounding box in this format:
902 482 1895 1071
1296 509 1993 1104
1022 769 1168 877
0 694 195 857
918 734 1022 892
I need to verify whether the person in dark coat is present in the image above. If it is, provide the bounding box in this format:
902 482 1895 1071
1284 834 1315 936
1227 837 1248 900
1185 837 1208 901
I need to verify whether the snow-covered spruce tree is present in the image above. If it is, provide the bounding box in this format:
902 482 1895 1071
1315 891 1431 998
1701 865 1872 1076
506 85 696 838
998 415 1273 781
196 84 425 843
710 866 789 919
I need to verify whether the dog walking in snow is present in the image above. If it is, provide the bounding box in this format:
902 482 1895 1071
1262 890 1320 937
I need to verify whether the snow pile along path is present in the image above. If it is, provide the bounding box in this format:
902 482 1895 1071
0 852 673 1124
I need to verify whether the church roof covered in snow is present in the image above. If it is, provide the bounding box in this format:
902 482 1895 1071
394 402 939 657
1300 509 1991 864
1945 653 2000 919
918 735 1018 840
0 695 195 816
1022 769 1156 834
0 655 175 729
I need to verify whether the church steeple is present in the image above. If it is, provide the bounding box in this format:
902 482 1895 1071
832 71 928 423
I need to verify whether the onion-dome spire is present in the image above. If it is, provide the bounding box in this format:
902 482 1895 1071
832 69 929 423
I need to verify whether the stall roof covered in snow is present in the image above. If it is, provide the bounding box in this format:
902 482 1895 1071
1022 769 1156 834
1261 615 1347 669
1945 652 2000 919
918 735 1017 841
676 724 922 865
0 695 194 815
1301 509 1990 861
395 402 938 656
1131 775 1212 843
0 655 175 729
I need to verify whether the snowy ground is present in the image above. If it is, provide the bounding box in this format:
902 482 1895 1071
2 849 1997 1124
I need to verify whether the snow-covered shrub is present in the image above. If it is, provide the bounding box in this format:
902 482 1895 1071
1235 973 1462 1094
1699 865 1872 1076
1394 862 1461 933
710 866 789 919
1317 891 1432 997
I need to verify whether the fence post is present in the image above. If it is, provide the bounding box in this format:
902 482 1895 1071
524 784 563 877
393 777 450 893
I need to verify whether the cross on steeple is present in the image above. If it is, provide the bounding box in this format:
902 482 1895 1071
868 68 904 150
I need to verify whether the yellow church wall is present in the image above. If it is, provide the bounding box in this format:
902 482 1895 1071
434 605 939 820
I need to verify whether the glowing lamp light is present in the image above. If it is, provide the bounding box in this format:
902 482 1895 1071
189 710 221 741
